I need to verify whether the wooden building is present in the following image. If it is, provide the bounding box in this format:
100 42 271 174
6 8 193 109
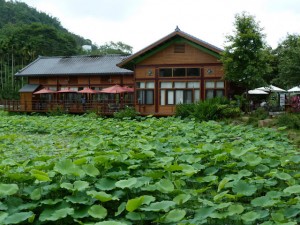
6 27 227 115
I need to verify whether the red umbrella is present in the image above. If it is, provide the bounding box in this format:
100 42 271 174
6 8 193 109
99 84 129 94
123 86 134 92
78 87 97 94
33 88 56 94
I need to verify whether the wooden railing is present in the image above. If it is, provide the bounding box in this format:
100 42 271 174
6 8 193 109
2 100 134 114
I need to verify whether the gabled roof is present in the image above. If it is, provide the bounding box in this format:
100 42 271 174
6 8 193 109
118 27 223 70
15 55 133 77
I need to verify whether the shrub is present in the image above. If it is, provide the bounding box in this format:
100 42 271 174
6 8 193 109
276 113 300 130
247 107 269 126
175 97 241 121
113 106 139 119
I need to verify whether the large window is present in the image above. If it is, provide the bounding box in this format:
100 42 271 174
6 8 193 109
160 81 200 105
205 81 225 99
136 81 154 105
159 67 200 77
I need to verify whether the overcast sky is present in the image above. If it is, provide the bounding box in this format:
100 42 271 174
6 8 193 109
18 0 300 52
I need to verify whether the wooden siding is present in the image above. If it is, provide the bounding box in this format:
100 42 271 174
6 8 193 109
139 44 219 65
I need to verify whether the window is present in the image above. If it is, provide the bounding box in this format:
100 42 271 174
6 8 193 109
159 67 201 77
136 81 154 105
160 81 200 105
205 81 225 99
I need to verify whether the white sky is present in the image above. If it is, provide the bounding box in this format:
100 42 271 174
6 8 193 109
18 0 300 52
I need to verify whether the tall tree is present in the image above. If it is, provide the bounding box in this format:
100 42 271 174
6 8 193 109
221 12 271 92
91 41 133 55
274 34 300 88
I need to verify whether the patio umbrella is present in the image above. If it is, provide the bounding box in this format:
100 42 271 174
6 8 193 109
287 86 300 93
257 85 286 93
99 84 129 94
248 89 268 95
123 86 134 92
33 88 56 94
78 87 98 94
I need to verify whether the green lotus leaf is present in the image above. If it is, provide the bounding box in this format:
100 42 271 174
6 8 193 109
115 202 126 216
40 199 62 205
238 169 252 177
126 196 144 212
217 177 231 192
126 212 146 220
74 157 87 165
82 164 100 177
142 195 156 205
115 178 137 189
65 195 90 204
87 190 116 202
276 172 292 180
241 211 260 222
140 201 175 212
232 180 257 196
30 169 51 182
155 179 174 193
284 207 300 219
0 212 8 223
72 206 90 219
163 209 186 223
0 202 7 211
96 178 116 190
88 205 107 219
271 212 285 222
2 159 16 166
194 207 215 220
95 221 127 225
228 204 244 215
54 159 83 176
242 153 262 166
3 211 33 224
251 196 278 207
173 193 191 205
73 180 89 191
30 188 42 200
0 183 19 196
180 164 198 175
40 207 74 221
283 185 300 194
60 182 73 191
230 147 253 158
213 191 229 202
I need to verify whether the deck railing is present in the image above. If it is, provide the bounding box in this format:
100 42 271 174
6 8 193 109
2 100 134 114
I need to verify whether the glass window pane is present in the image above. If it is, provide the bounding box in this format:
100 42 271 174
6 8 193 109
173 68 186 77
146 90 154 104
160 90 165 105
216 90 224 97
146 82 154 88
161 82 172 88
187 82 200 88
194 90 200 102
216 81 224 88
137 90 145 104
175 90 184 104
187 68 200 76
206 90 214 99
167 90 174 104
137 82 145 88
159 68 172 77
205 81 215 88
184 90 193 104
174 82 186 88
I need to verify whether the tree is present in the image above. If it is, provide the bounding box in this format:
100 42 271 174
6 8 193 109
273 34 300 88
221 12 271 92
91 41 133 55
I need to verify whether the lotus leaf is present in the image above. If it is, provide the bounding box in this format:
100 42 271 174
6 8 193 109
88 205 107 219
3 211 33 224
0 183 18 197
126 196 144 212
140 201 175 212
155 179 174 193
232 180 257 196
163 209 186 223
241 211 260 222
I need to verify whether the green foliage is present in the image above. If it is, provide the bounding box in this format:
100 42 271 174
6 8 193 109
175 97 241 121
91 41 133 55
113 106 139 119
276 113 300 130
221 12 271 91
0 114 299 224
247 107 269 125
273 34 300 87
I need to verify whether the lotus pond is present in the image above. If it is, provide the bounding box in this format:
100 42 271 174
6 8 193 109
0 112 299 225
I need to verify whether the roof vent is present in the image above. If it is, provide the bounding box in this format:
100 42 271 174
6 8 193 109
175 26 180 32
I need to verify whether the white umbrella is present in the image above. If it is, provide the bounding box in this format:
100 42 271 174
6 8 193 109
248 89 269 95
287 86 300 92
257 85 286 92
